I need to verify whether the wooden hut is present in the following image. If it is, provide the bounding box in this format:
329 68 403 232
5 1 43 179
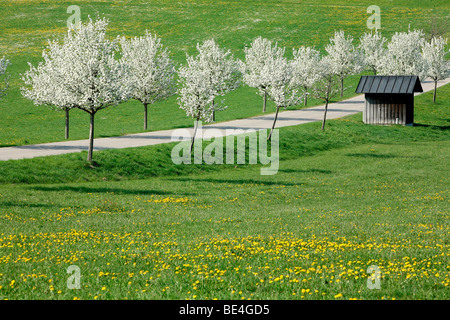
355 75 423 126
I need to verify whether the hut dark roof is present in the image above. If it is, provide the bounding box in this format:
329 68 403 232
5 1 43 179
356 76 423 94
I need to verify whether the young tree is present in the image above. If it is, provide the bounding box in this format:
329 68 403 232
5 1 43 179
421 36 449 103
311 56 340 131
195 39 241 121
325 30 363 97
243 37 285 112
22 40 77 139
358 30 387 75
120 31 176 130
177 53 216 152
290 46 321 106
379 29 427 79
51 17 129 163
265 51 302 140
0 56 9 100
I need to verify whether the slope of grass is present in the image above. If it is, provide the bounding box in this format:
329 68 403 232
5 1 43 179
0 117 448 300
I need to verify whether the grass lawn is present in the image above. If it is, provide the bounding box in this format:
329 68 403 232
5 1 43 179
0 0 448 146
0 85 448 300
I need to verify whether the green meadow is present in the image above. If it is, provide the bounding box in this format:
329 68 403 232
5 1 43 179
0 0 449 300
0 85 448 300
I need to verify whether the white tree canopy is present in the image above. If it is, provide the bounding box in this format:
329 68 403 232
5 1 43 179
379 29 427 79
290 46 321 105
120 31 176 106
422 36 449 82
263 48 302 140
24 17 131 162
177 53 215 123
421 36 449 102
312 55 340 130
243 37 285 111
325 30 363 96
120 31 176 130
60 17 130 114
358 30 387 75
0 56 10 99
195 39 241 121
22 40 78 110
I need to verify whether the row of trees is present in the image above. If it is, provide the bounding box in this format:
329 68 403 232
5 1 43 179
13 17 450 163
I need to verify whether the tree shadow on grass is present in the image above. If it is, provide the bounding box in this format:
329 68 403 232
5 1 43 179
346 153 397 159
277 168 333 174
29 185 194 196
0 201 58 209
413 123 450 130
169 177 300 187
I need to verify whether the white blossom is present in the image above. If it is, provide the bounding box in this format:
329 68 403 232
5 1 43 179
60 17 130 114
325 30 363 96
243 37 285 112
311 55 340 130
0 56 10 99
22 38 79 139
379 29 427 79
290 46 321 105
195 39 241 120
421 36 449 102
120 31 176 129
177 54 215 123
22 17 131 162
358 30 387 75
264 48 302 140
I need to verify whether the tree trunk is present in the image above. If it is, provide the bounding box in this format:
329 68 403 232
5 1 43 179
143 103 148 130
65 108 69 140
340 78 344 97
304 87 308 106
212 99 215 122
190 117 200 153
268 105 281 141
263 90 267 112
433 80 437 103
87 112 95 163
321 100 329 131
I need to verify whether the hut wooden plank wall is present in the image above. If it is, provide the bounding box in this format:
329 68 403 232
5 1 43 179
356 76 423 126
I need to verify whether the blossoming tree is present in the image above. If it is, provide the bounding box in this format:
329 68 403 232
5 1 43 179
25 17 131 163
312 56 340 131
243 37 285 112
120 31 176 130
195 39 241 121
379 29 427 79
358 30 387 75
22 40 77 139
421 36 449 103
325 30 363 97
290 46 321 106
177 51 216 152
265 48 302 140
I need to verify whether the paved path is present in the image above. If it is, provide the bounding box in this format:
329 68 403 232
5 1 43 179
1 78 448 161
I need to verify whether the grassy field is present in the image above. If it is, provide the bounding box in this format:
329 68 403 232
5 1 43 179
0 84 448 300
0 0 448 146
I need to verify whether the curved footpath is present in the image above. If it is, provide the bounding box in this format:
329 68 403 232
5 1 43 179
0 78 448 161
